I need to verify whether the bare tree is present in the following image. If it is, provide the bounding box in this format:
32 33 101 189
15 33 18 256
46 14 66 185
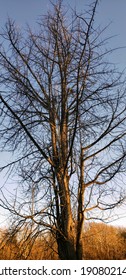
0 0 126 259
83 222 126 260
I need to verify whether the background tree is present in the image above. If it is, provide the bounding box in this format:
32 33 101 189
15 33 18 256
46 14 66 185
0 227 58 259
0 0 126 259
83 222 125 260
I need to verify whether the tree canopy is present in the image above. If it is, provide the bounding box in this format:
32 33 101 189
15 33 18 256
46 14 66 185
0 0 126 259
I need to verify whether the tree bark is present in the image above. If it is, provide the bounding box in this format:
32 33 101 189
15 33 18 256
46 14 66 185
56 232 76 260
76 147 85 259
56 168 77 259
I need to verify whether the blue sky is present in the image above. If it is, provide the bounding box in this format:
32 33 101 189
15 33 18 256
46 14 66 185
0 0 126 228
0 0 126 69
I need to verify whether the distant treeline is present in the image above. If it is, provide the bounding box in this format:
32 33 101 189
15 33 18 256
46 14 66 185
0 222 125 260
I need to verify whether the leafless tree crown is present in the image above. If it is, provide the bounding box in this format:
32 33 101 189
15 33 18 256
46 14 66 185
0 0 126 259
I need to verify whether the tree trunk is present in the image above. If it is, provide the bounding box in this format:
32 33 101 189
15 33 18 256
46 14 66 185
76 235 83 260
76 147 85 259
56 232 76 260
56 170 78 259
56 227 84 259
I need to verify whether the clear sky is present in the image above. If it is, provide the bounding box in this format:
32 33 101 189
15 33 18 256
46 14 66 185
0 0 126 69
0 0 126 228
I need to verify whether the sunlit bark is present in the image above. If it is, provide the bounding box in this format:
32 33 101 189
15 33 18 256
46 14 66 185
0 0 126 259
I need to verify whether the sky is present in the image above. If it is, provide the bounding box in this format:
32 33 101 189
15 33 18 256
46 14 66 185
0 0 126 69
0 0 126 228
